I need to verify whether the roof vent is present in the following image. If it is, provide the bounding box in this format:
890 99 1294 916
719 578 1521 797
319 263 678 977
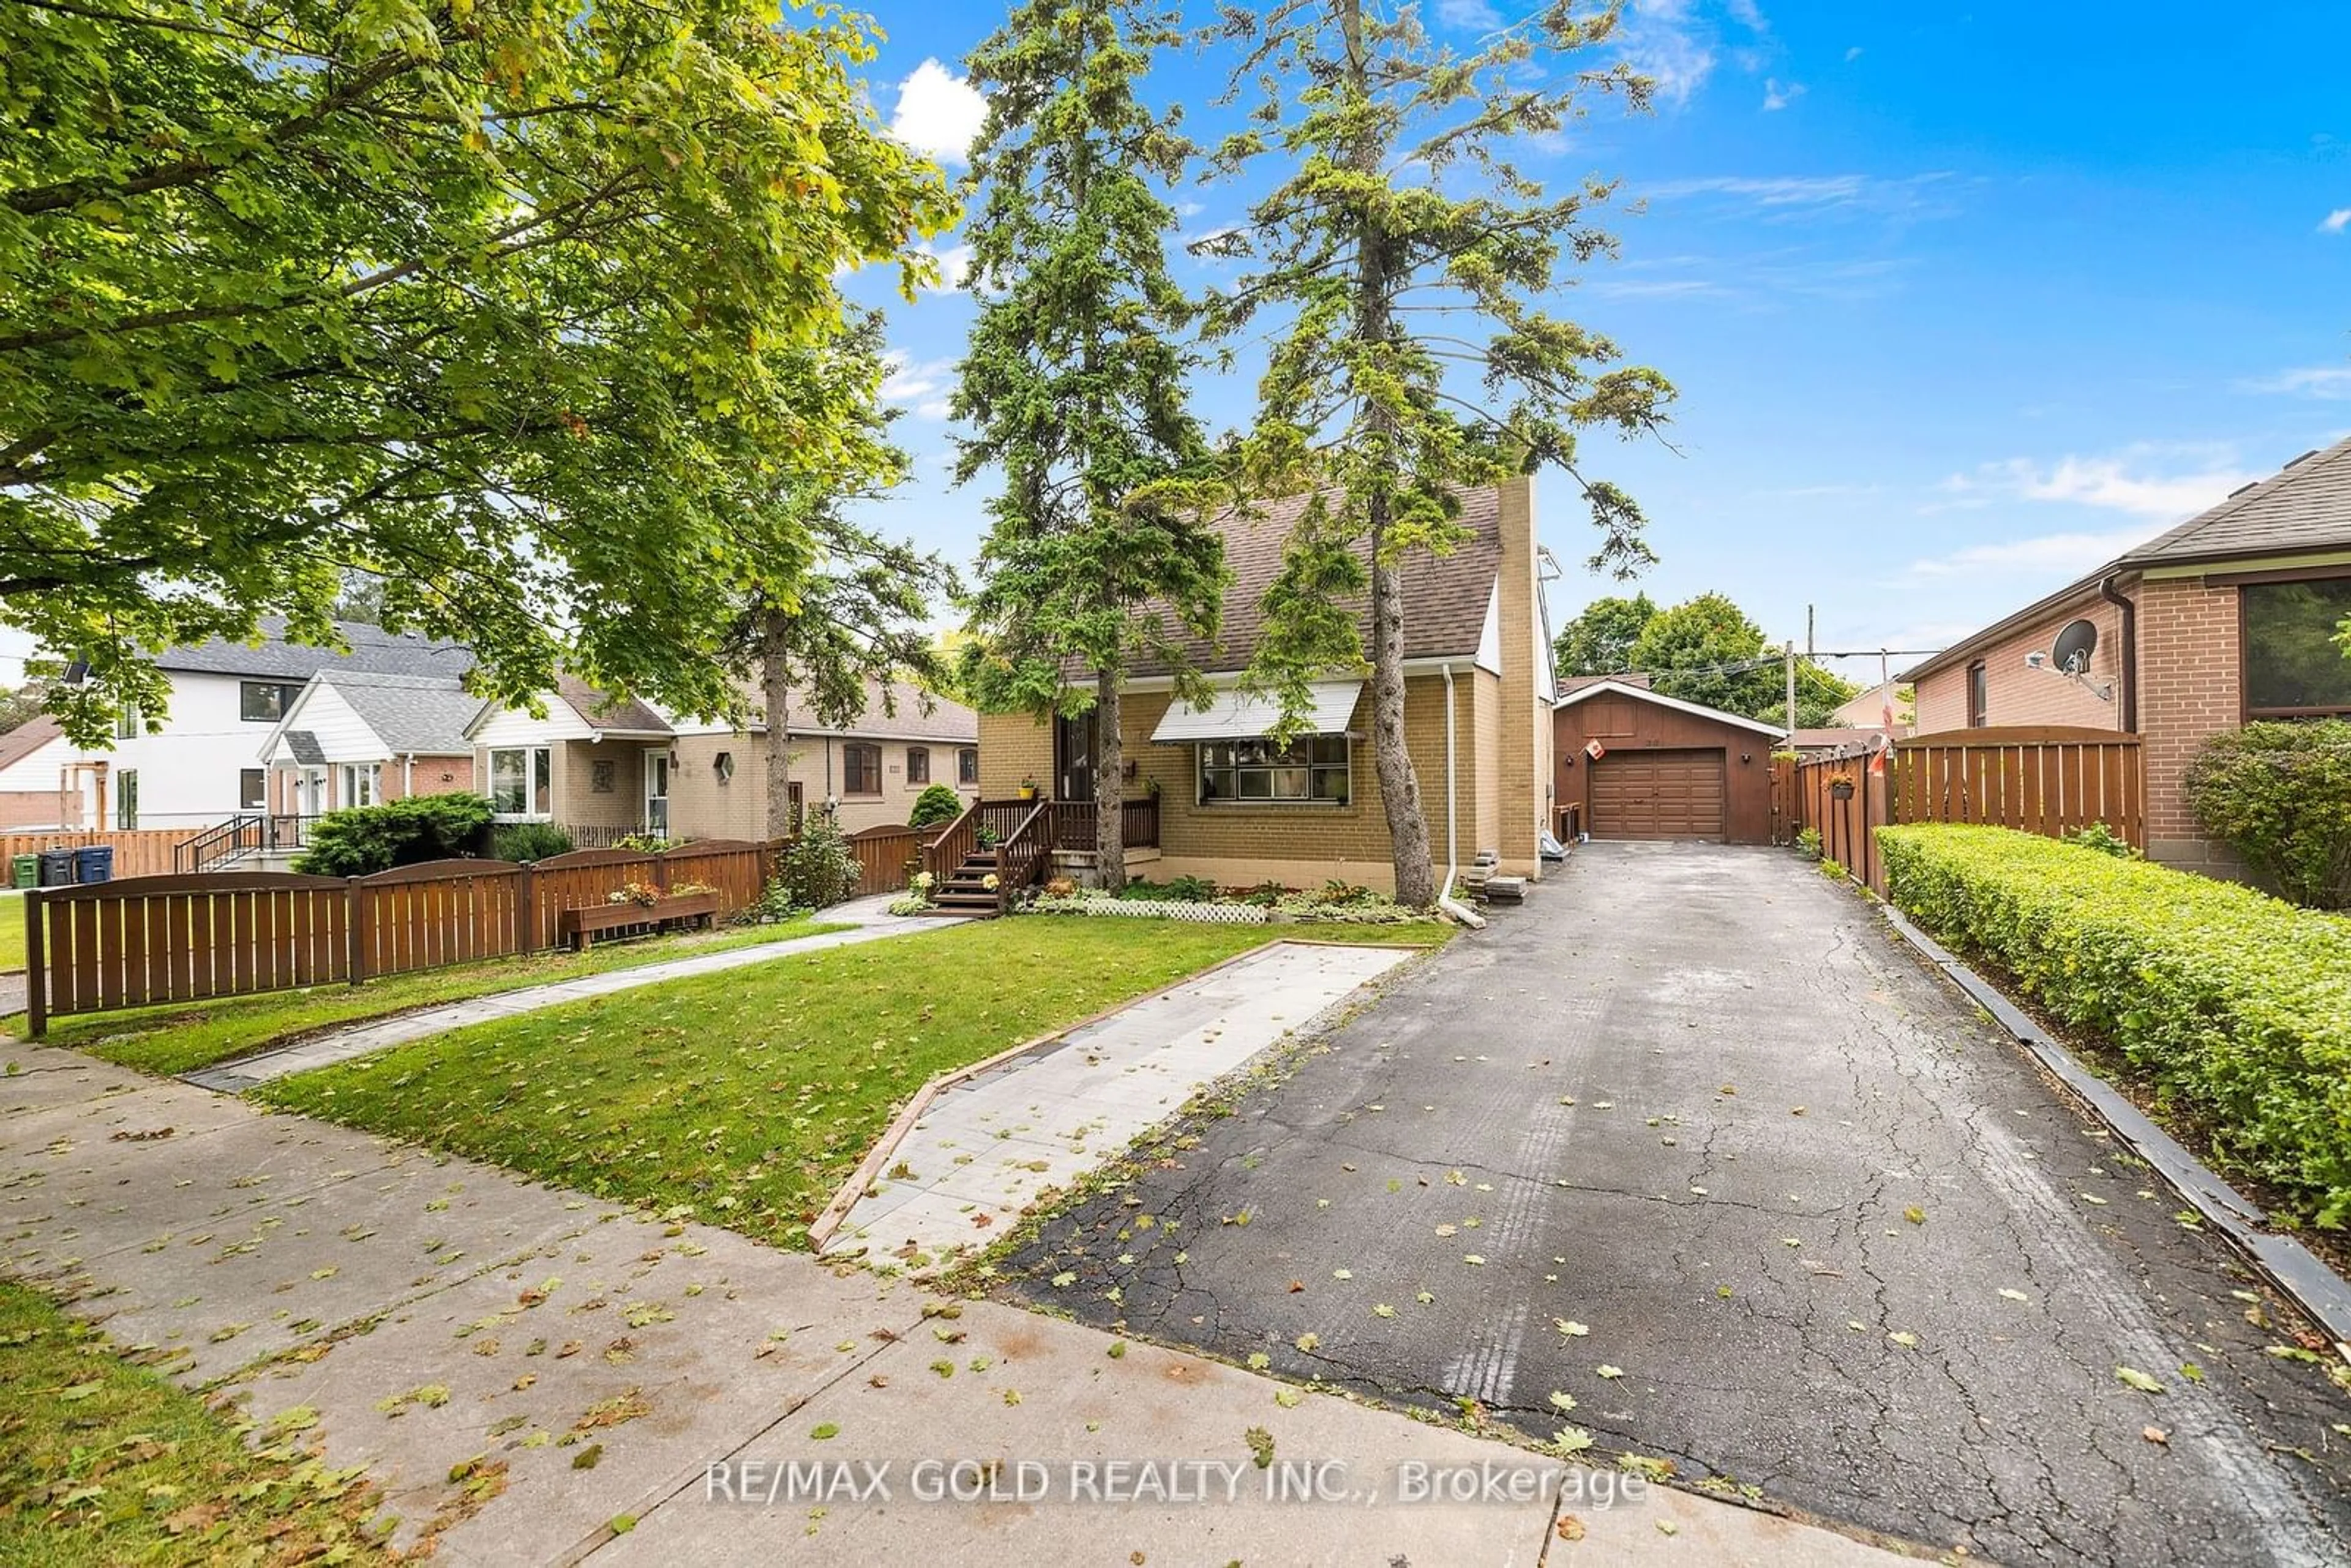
2227 480 2260 497
2283 448 2321 469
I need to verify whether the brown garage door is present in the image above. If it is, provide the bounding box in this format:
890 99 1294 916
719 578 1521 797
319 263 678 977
1589 749 1727 840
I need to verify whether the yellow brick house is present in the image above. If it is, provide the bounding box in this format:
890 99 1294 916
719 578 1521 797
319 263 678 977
974 476 1559 896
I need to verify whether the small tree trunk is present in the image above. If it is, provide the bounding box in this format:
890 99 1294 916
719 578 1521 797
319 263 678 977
1368 547 1436 906
759 606 796 841
1095 667 1125 891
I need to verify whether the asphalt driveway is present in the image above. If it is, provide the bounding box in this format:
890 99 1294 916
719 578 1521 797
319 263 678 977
999 842 2351 1567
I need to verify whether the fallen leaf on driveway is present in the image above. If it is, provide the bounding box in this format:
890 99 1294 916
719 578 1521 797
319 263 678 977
1550 1390 1577 1411
1903 1206 1926 1225
2143 1426 2169 1445
1595 1365 1624 1379
1556 1319 1589 1337
2116 1367 2164 1394
1463 1255 1486 1266
1889 1332 1919 1348
1556 1514 1586 1541
1998 1288 2030 1302
1433 1224 1457 1238
1332 1269 1352 1280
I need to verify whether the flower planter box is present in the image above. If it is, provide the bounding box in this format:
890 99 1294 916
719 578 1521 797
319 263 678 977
558 890 721 952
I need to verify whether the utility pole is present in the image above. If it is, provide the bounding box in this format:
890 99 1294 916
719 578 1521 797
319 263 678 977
1806 604 1815 661
1785 639 1798 741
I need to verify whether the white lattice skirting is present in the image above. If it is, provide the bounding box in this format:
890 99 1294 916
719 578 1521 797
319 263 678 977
1022 896 1269 925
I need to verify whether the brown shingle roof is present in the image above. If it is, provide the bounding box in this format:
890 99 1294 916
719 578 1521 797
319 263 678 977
0 713 64 772
2124 433 2351 565
1117 486 1505 680
555 673 672 737
773 677 977 743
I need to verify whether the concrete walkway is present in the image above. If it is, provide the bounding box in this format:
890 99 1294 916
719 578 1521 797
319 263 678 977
185 898 958 1092
822 942 1418 1269
1 1051 1911 1566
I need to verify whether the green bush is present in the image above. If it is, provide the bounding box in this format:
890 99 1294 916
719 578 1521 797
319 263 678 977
1795 826 1822 860
2060 822 2137 860
294 794 495 876
1818 857 1845 880
2183 719 2351 909
909 784 964 829
775 816 861 910
1878 823 2351 1225
493 820 574 863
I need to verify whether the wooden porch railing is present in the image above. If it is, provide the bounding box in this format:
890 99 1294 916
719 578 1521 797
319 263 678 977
1046 796 1160 852
996 801 1054 915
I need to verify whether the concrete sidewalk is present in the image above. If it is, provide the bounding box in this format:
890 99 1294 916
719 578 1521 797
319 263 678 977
823 941 1417 1269
185 897 958 1092
0 1059 1915 1564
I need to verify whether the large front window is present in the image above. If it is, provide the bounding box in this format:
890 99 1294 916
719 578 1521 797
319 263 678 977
1197 736 1350 805
340 762 381 808
2244 579 2351 717
490 746 552 818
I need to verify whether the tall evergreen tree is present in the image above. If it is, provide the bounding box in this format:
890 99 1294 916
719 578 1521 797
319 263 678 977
1201 1 1673 905
954 0 1227 890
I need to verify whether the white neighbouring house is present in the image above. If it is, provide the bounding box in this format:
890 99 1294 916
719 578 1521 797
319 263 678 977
253 669 484 819
26 619 472 833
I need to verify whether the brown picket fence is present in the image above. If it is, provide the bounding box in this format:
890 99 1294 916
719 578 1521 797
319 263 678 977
849 825 921 898
3 828 189 881
23 839 786 1035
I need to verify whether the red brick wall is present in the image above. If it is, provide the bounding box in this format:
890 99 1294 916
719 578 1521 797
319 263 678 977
2135 577 2243 871
1911 596 2126 735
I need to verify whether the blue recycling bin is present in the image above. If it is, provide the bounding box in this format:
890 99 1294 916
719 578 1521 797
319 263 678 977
37 849 75 886
74 846 113 884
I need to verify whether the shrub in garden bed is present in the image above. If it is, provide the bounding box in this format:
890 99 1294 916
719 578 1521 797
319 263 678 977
2184 718 2351 910
1877 823 2351 1226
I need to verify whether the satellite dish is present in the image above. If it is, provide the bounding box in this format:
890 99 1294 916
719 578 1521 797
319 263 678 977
2050 618 2099 675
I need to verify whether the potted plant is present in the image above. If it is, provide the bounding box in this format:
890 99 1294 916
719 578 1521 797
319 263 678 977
1017 775 1039 801
1828 772 1856 801
975 823 1002 850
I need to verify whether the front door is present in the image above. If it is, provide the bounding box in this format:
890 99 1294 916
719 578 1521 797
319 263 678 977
1055 711 1096 801
299 767 326 816
645 751 671 836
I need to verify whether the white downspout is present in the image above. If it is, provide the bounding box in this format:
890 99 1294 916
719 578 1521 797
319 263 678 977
403 752 414 798
1436 662 1487 929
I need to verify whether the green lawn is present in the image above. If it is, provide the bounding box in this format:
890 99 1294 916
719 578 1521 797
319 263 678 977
12 917 842 1076
0 1281 388 1565
262 918 1449 1249
0 891 20 974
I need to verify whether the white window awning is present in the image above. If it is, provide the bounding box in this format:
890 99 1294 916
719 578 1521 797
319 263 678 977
1150 680 1364 744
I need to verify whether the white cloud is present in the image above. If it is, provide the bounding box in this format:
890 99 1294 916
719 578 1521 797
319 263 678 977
1904 526 2156 579
1938 446 2260 524
1843 45 1864 62
915 244 972 293
880 353 958 420
2240 366 2351 399
889 59 987 164
1644 171 1957 222
1436 0 1502 28
1725 0 1769 32
1761 77 1804 111
2320 208 2351 234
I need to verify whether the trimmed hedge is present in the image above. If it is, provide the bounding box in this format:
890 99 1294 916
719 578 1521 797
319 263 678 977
1878 824 2351 1227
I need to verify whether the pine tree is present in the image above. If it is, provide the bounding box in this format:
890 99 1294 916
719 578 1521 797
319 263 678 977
954 0 1227 891
1201 1 1674 904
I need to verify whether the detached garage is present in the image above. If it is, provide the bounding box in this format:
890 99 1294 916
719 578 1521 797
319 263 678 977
1553 680 1780 844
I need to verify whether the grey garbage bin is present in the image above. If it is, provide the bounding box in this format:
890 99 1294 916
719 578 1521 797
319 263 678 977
73 846 113 884
37 849 75 886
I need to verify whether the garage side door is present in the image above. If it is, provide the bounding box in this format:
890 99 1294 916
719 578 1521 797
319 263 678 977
1589 749 1727 840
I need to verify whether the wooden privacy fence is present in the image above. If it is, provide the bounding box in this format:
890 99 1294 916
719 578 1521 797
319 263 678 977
1772 727 2145 893
3 829 188 882
24 840 778 1035
849 825 921 899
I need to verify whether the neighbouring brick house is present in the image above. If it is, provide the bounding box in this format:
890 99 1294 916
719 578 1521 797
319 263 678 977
255 670 480 817
667 677 978 838
973 476 1557 895
1903 434 2351 872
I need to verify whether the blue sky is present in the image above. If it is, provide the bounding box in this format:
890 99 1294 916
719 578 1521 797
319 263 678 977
849 0 2351 683
6 1 2343 690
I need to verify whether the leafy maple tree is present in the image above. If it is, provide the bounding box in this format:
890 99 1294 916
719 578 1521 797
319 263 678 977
0 0 952 745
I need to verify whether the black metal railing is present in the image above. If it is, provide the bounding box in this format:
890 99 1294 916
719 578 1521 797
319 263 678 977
173 813 320 874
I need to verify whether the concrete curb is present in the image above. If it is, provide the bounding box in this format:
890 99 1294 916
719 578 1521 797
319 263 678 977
1877 901 2351 1357
806 936 1444 1254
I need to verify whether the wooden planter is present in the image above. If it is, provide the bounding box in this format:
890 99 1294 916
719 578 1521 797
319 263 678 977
557 891 721 952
